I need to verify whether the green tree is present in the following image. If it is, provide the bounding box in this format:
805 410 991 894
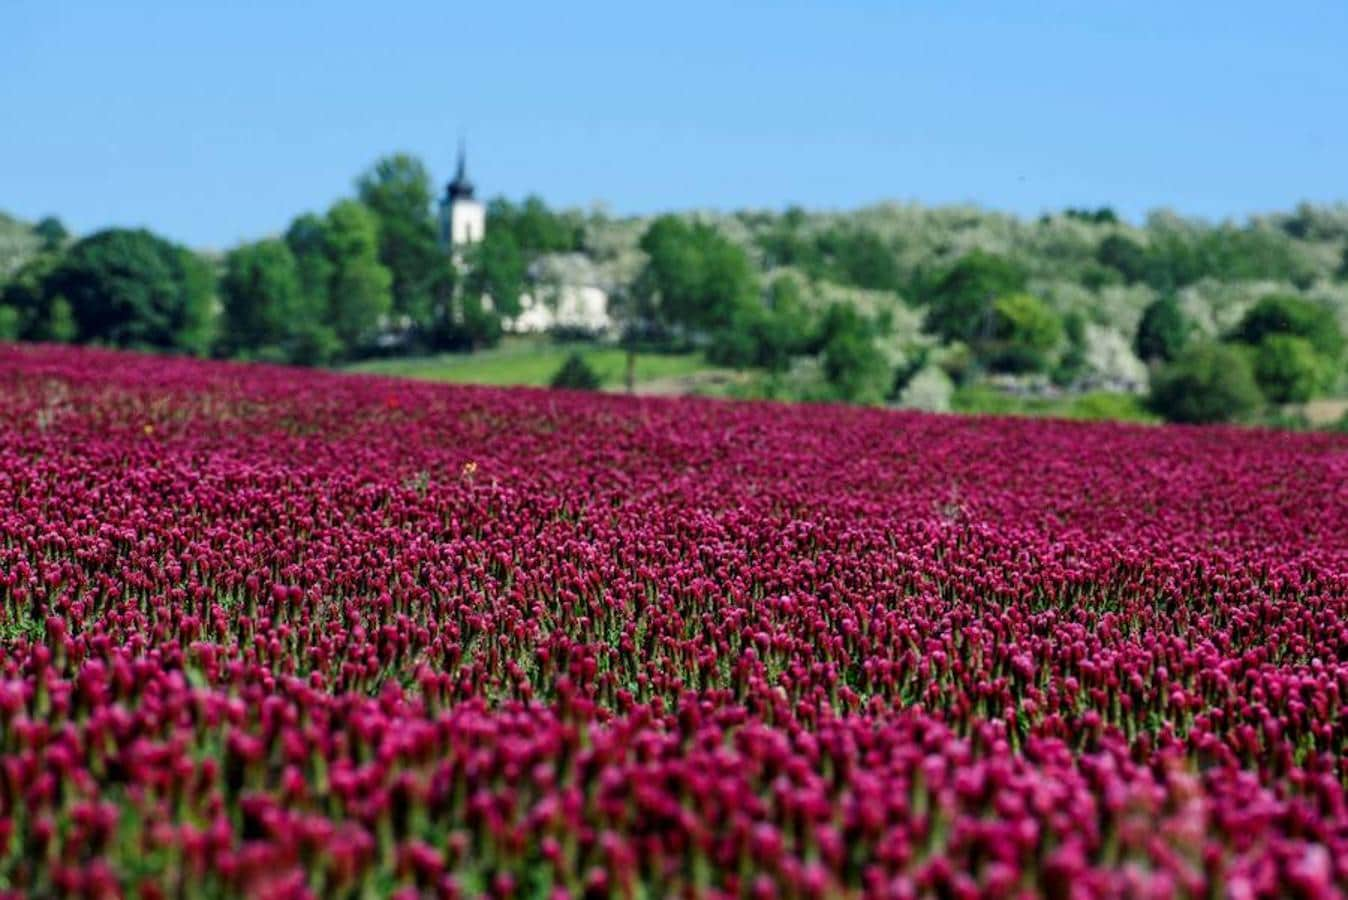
356 154 446 329
1233 294 1343 361
218 239 304 358
550 352 601 390
285 213 335 307
986 292 1062 373
922 250 1028 344
33 216 68 253
1052 310 1089 387
322 200 393 353
487 196 584 255
47 297 76 343
1148 343 1263 424
755 275 813 372
1135 294 1190 363
815 227 901 292
0 252 63 340
465 227 525 321
1252 334 1322 403
44 228 214 353
282 213 344 364
818 303 891 404
756 208 817 270
707 275 813 372
635 216 757 336
1096 234 1148 284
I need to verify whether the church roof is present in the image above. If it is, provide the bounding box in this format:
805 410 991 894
446 142 475 201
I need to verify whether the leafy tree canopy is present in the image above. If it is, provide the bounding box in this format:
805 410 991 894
356 154 446 328
218 239 306 357
1252 334 1322 404
322 200 394 352
922 250 1028 344
1148 342 1263 424
1135 294 1190 364
636 216 757 335
1234 294 1343 361
986 292 1062 374
487 196 585 256
45 228 214 354
818 302 891 404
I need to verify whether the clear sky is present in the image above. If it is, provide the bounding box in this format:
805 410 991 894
3 0 1347 249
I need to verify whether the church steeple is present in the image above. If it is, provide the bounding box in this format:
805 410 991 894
447 140 475 201
440 138 485 249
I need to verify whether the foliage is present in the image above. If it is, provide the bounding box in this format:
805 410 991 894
1252 334 1322 403
985 292 1062 373
812 227 903 292
0 252 63 340
487 195 586 256
321 200 394 353
1051 310 1089 387
33 216 68 252
634 216 758 335
1134 294 1190 363
1063 207 1119 225
218 239 305 358
707 275 813 372
1096 234 1148 284
1148 342 1263 423
1233 293 1344 361
818 302 891 403
43 228 214 354
356 154 448 330
1143 223 1313 290
549 351 601 390
465 227 526 321
921 250 1028 344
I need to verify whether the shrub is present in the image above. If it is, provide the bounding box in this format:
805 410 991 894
1252 334 1322 403
1234 294 1343 361
1148 342 1263 424
1134 294 1190 363
985 293 1062 373
550 352 602 390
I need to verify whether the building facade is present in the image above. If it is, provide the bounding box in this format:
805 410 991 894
439 144 485 248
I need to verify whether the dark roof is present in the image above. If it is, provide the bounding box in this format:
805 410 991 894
446 142 475 201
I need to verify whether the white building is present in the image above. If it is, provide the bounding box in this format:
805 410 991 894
439 144 485 248
439 147 613 336
510 254 613 335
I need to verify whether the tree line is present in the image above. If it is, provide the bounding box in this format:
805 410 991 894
0 154 584 365
3 153 1348 425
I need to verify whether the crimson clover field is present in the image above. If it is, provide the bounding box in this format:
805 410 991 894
2 344 1348 898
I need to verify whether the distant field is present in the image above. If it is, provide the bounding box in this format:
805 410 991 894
346 339 716 389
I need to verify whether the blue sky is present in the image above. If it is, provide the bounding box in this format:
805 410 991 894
3 1 1346 249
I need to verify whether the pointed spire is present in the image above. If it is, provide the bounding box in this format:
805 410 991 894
448 138 475 200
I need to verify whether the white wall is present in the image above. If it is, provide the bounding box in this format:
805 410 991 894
448 199 485 246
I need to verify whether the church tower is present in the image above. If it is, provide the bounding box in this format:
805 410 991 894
439 142 486 250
